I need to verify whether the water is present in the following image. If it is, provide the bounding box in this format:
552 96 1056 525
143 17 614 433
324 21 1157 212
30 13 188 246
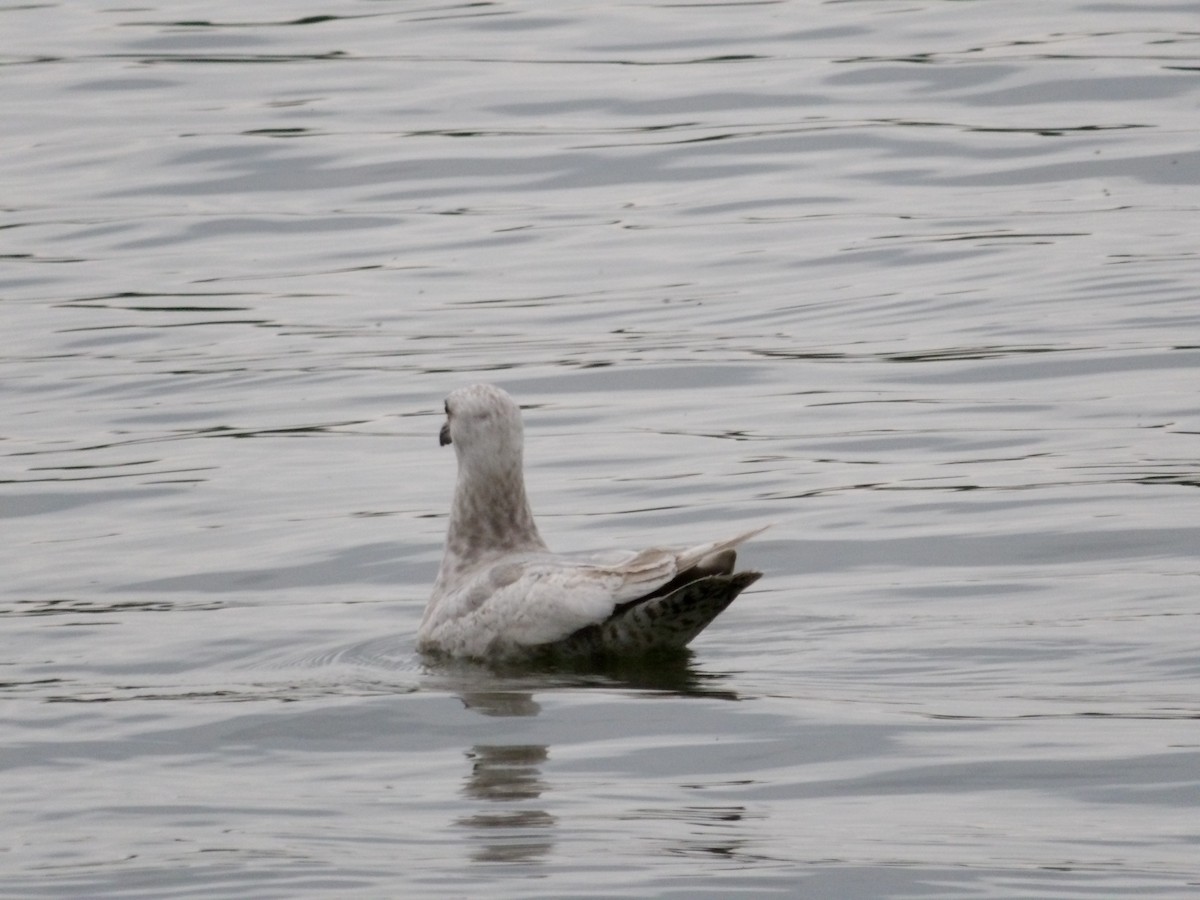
3 1 1199 896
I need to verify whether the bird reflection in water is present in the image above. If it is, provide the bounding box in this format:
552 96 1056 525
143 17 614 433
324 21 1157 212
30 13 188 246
447 659 740 865
456 691 555 864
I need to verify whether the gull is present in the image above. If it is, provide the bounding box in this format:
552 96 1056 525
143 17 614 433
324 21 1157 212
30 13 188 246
418 384 765 661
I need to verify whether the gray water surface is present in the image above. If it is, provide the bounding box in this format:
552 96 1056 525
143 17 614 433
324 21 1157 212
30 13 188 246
3 1 1199 897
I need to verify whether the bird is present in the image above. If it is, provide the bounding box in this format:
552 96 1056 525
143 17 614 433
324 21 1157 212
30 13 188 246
418 383 765 662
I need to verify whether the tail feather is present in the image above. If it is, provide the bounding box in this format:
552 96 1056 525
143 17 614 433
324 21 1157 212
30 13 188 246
547 570 761 658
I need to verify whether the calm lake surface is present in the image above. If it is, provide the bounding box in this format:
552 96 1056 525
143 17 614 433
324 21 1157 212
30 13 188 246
3 1 1199 897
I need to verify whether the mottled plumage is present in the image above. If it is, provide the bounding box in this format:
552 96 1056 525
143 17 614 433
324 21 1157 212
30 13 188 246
419 384 765 661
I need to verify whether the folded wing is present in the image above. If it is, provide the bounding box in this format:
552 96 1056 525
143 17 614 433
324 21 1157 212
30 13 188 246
420 526 767 659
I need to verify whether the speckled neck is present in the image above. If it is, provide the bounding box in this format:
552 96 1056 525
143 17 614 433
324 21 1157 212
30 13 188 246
437 456 547 587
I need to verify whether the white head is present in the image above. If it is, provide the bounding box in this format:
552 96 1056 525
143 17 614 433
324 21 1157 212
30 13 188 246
440 383 525 472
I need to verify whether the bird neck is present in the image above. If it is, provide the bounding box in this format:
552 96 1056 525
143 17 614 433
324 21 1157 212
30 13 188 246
445 456 547 562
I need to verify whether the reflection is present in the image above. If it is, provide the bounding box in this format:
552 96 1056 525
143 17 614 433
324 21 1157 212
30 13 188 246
1 597 179 617
626 804 761 862
459 691 542 718
463 743 549 801
459 741 555 864
512 648 741 699
562 652 740 698
455 691 555 864
436 657 741 866
427 648 741 699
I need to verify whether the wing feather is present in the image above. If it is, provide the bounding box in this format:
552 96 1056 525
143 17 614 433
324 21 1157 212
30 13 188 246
419 526 769 658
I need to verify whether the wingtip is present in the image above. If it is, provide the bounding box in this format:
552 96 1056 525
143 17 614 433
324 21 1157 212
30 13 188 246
675 524 771 571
